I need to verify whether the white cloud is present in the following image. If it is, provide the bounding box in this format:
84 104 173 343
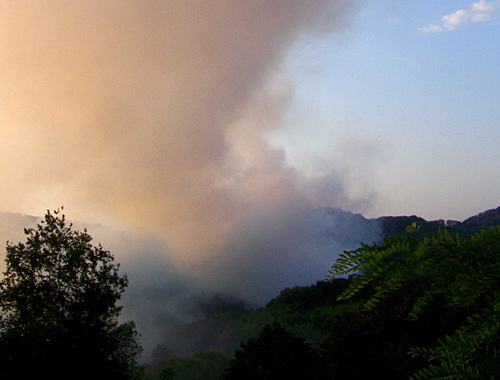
419 0 500 34
473 0 497 12
442 9 473 30
418 24 444 34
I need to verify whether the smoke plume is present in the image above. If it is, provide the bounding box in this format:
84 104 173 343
0 0 362 257
0 1 379 355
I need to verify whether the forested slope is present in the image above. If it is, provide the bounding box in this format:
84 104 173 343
145 207 500 379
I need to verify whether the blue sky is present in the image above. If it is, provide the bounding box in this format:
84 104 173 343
269 0 500 220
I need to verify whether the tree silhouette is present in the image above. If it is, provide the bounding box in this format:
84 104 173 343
222 322 324 380
0 209 142 379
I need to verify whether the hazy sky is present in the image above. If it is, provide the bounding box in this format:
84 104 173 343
0 0 499 257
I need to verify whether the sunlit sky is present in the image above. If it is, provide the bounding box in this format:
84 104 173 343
0 0 499 256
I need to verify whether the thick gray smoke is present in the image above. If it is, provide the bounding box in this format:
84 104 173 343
0 210 381 356
0 0 383 357
0 1 362 255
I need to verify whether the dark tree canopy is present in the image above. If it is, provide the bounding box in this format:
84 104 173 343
146 351 231 380
0 209 142 379
222 321 325 380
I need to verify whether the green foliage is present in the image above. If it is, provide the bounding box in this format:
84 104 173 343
328 226 500 379
409 291 500 379
0 209 142 379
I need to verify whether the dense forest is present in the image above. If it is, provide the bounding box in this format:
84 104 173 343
143 207 500 379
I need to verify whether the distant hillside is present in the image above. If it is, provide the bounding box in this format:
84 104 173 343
460 206 500 230
314 207 382 247
316 205 500 245
376 206 500 239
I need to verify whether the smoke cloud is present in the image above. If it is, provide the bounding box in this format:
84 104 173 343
0 208 381 357
0 1 362 256
0 1 380 356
